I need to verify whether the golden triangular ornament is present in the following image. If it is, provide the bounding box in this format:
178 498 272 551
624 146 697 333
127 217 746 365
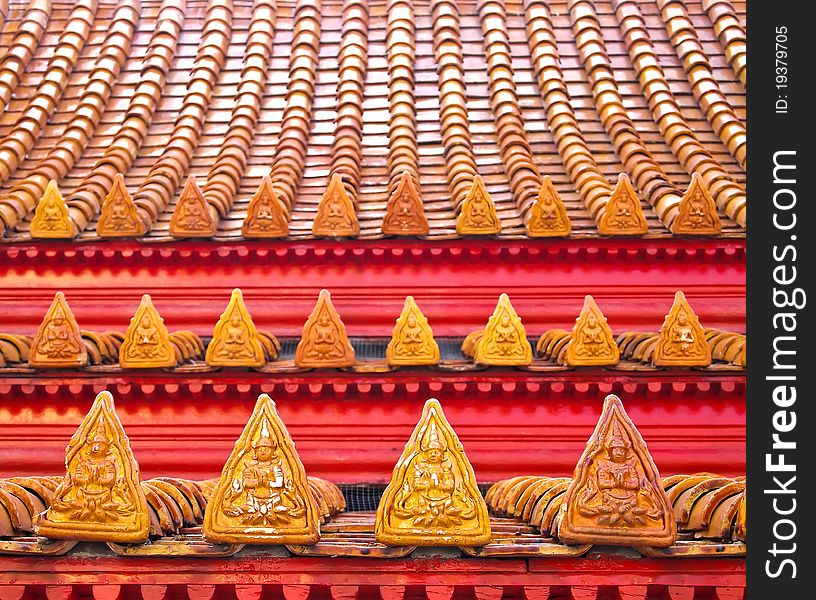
119 294 176 368
598 173 648 235
169 175 216 237
671 173 722 235
205 288 265 367
31 180 74 238
382 171 429 236
243 176 289 238
386 296 440 366
28 291 88 368
456 175 501 235
312 173 359 237
294 289 356 368
97 173 146 237
474 293 532 366
653 291 711 367
526 176 571 237
565 296 620 366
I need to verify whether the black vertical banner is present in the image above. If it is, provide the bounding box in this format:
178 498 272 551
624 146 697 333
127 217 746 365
747 1 814 597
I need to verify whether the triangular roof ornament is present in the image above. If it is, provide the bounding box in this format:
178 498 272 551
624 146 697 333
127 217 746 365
474 293 532 366
456 175 501 235
119 294 176 369
598 173 648 235
382 171 429 236
526 176 571 237
671 173 722 235
205 288 266 367
653 291 711 367
169 175 217 237
28 291 88 368
97 173 146 237
243 176 289 238
294 289 356 368
386 295 440 366
565 295 620 366
312 173 359 237
31 180 74 239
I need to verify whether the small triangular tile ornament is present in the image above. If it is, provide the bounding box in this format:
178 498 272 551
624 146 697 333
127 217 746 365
31 179 74 238
526 176 571 237
557 394 676 547
375 398 491 546
169 175 216 237
312 173 359 237
97 173 146 237
205 288 265 367
598 173 648 235
28 291 88 368
565 295 620 366
653 291 711 367
456 175 501 235
203 394 320 544
474 293 532 366
382 171 429 236
294 289 356 368
243 176 289 238
34 391 150 542
386 296 440 366
671 173 722 235
119 294 176 369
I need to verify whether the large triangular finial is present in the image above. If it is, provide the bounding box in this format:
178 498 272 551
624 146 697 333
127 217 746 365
294 289 356 368
97 173 146 237
386 296 440 366
598 173 648 235
31 180 74 239
28 291 88 368
564 295 619 366
312 174 359 237
653 291 711 367
243 176 289 238
474 293 532 366
671 173 722 235
526 176 571 237
203 394 321 544
205 288 266 367
34 391 150 542
456 175 501 235
557 394 676 547
169 175 216 237
375 398 490 546
382 171 429 236
119 294 176 369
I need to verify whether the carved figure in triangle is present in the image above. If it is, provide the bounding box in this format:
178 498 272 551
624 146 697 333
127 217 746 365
170 175 216 237
527 176 571 237
119 294 176 368
558 394 676 547
29 291 88 368
653 291 711 367
598 173 648 235
456 175 501 235
382 171 429 236
204 394 320 544
294 289 355 368
376 398 490 546
243 176 289 238
475 293 532 366
35 391 150 542
206 288 265 367
565 296 619 366
386 296 440 366
31 180 73 238
97 173 146 237
313 173 359 237
671 173 721 235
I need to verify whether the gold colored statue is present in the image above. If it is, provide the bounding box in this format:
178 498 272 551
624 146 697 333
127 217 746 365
119 294 176 369
243 176 289 238
376 398 490 546
456 175 501 235
653 291 711 367
97 173 146 237
671 173 722 235
312 173 359 237
382 171 429 236
294 289 356 368
34 391 150 542
565 295 620 366
169 175 216 237
203 394 320 544
474 293 532 366
28 291 88 368
205 288 265 367
598 173 648 235
30 179 74 238
557 394 676 547
526 176 571 237
386 296 440 366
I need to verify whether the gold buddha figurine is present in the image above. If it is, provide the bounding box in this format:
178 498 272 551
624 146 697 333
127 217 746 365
456 175 501 235
376 398 490 546
474 293 532 366
119 294 176 369
34 390 150 542
526 176 571 237
382 171 429 236
28 291 88 368
386 296 440 366
203 394 320 544
565 295 620 366
557 394 675 547
169 175 216 237
671 173 722 235
653 291 711 367
598 173 648 235
294 289 356 368
312 173 359 237
205 288 265 367
242 176 289 238
97 173 146 237
31 179 74 238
